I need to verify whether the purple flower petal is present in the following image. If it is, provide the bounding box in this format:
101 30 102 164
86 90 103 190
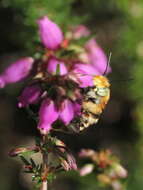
47 57 68 75
18 84 42 108
59 99 74 125
76 74 94 88
37 16 63 50
72 63 101 87
0 57 34 88
79 164 94 176
85 39 111 74
67 153 77 170
73 63 101 75
73 102 81 116
38 99 59 134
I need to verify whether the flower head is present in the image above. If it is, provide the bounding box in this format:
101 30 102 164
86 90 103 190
0 18 112 135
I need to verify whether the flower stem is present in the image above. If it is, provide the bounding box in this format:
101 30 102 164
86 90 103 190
40 135 49 190
40 181 48 190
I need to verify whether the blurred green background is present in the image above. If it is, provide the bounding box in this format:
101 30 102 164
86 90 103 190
0 0 143 189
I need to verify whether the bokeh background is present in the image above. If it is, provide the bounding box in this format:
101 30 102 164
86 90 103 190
0 0 143 189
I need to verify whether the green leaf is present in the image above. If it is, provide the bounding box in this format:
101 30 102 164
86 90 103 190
30 158 36 168
20 155 30 165
56 63 60 75
35 137 41 147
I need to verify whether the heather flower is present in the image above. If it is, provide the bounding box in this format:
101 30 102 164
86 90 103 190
9 147 39 157
79 164 94 176
85 39 111 74
46 56 100 89
79 149 95 158
112 163 128 178
18 84 42 108
38 99 59 134
54 139 77 171
0 18 112 135
6 16 115 189
37 16 63 50
79 149 127 190
59 152 77 171
0 57 34 88
38 98 80 134
71 25 90 39
69 63 100 88
59 99 75 125
47 57 68 75
70 25 111 74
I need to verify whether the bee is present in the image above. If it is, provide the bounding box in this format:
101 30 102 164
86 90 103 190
69 52 111 133
70 75 110 133
79 75 110 131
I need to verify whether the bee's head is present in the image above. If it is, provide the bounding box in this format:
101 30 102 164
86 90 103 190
93 75 110 88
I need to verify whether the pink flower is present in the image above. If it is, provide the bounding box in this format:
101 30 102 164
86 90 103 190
70 63 101 88
73 63 101 75
47 57 68 75
38 98 80 134
85 39 111 74
79 149 95 158
18 84 42 108
37 16 63 50
55 139 77 171
70 25 111 75
113 164 128 178
59 99 75 125
71 25 90 39
38 99 59 134
79 164 94 176
0 57 34 88
73 102 81 115
66 153 77 170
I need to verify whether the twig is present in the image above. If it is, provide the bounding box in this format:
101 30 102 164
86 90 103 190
40 135 48 190
40 181 48 190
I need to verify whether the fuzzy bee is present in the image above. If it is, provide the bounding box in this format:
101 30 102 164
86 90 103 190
70 75 110 132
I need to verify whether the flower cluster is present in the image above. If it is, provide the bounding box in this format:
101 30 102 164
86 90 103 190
0 16 111 134
79 149 127 190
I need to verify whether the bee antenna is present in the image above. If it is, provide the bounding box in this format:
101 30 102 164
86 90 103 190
103 52 112 76
111 77 134 83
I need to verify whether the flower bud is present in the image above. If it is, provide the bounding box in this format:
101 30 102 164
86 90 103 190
18 84 42 108
113 163 128 178
38 99 59 134
85 39 111 74
71 25 90 39
0 57 34 88
79 164 94 176
37 16 63 50
9 147 39 157
59 99 75 125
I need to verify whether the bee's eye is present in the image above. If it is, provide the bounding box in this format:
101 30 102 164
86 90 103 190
97 88 109 96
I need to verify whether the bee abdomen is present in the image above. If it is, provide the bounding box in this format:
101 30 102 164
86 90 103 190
79 111 100 131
